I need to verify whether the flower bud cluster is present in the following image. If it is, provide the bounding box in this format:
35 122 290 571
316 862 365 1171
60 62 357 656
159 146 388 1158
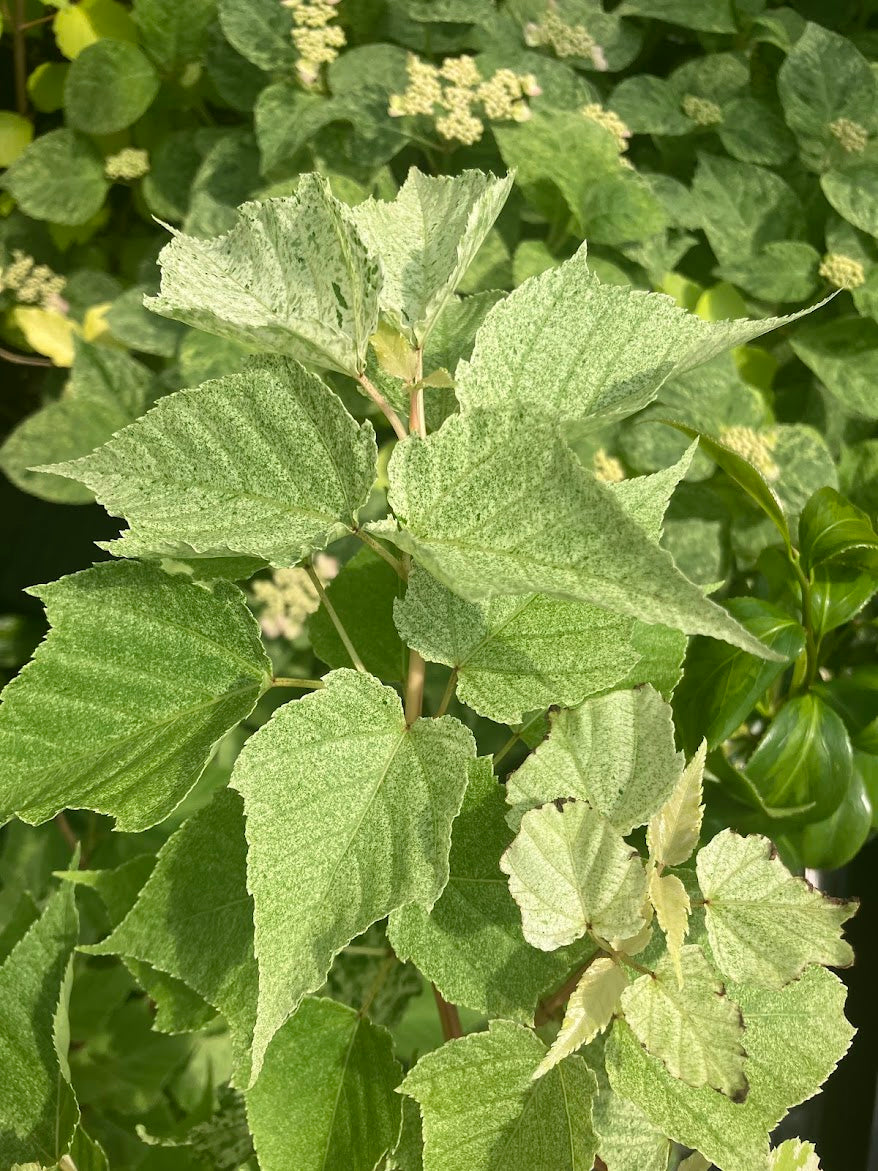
819 252 866 290
523 10 607 70
828 117 868 154
389 55 540 145
282 0 346 85
719 425 779 481
251 553 339 641
104 148 150 182
593 448 625 483
582 103 631 153
681 94 723 126
0 249 66 311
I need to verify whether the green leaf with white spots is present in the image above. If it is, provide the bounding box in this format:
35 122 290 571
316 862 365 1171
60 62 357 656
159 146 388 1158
46 357 377 572
696 830 857 988
0 561 270 832
400 1020 599 1171
500 801 648 950
230 669 475 1080
146 175 381 377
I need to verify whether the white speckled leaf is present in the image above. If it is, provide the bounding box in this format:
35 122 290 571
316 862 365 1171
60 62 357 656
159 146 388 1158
351 168 513 344
533 958 628 1080
455 246 819 425
385 409 776 657
696 830 857 988
769 1139 821 1171
400 1020 598 1171
621 946 747 1099
0 561 270 832
146 174 381 376
647 741 706 869
648 870 691 987
505 686 683 834
46 357 377 571
500 801 648 951
230 669 475 1080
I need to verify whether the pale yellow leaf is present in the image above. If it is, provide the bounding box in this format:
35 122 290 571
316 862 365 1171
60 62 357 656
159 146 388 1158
13 306 79 366
647 740 707 868
649 870 691 987
82 301 113 343
533 958 627 1080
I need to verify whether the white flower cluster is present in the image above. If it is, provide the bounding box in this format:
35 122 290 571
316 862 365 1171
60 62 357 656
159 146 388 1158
681 94 723 126
523 9 607 70
389 55 540 145
282 0 346 85
719 425 780 482
0 249 66 311
829 117 868 154
251 553 339 641
819 252 866 290
582 102 631 152
104 148 150 182
593 448 625 483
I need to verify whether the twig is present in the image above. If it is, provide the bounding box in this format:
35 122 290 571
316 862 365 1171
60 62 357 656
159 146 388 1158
356 530 407 579
54 813 79 853
12 0 28 115
0 344 53 368
356 371 408 441
432 984 463 1040
435 668 458 717
305 563 366 673
534 960 592 1026
19 11 55 29
272 676 325 690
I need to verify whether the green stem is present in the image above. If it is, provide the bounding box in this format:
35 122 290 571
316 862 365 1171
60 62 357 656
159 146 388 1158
356 530 407 579
305 564 367 673
435 668 458 717
356 372 408 441
432 983 463 1040
790 553 819 693
272 676 325 690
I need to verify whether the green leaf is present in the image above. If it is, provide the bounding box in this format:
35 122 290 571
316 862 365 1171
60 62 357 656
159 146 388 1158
821 165 878 236
621 946 747 1099
146 175 381 377
106 285 186 357
246 997 402 1171
647 741 706 868
350 169 513 345
609 75 694 136
132 0 217 72
505 686 682 834
217 0 294 70
770 1140 821 1171
673 599 806 754
799 485 878 573
384 409 779 657
533 958 628 1080
745 695 854 823
230 669 475 1079
0 561 270 831
0 339 154 505
388 758 592 1024
619 0 735 33
500 800 648 950
593 1080 671 1171
717 98 797 168
696 829 856 987
2 128 108 225
791 315 878 419
455 247 810 426
0 878 79 1168
48 356 377 572
607 966 853 1171
401 1019 599 1171
84 789 257 1082
716 241 819 304
64 39 159 134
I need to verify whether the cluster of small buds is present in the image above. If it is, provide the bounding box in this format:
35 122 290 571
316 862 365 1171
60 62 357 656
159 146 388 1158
581 103 631 153
593 448 626 483
523 9 607 70
251 554 339 641
389 55 540 145
681 94 723 126
104 148 150 182
819 252 866 290
0 250 66 312
719 425 780 481
282 0 345 85
829 117 868 154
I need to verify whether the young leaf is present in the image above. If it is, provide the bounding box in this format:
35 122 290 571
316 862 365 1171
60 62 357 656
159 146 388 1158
454 247 819 426
647 740 706 868
0 878 79 1168
696 830 856 987
621 946 747 1099
770 1139 821 1170
648 871 691 986
607 966 853 1171
798 486 878 574
505 686 682 834
388 758 592 1024
47 357 377 572
146 175 381 377
385 408 778 657
83 789 257 1084
500 801 648 950
246 997 402 1171
533 958 628 1080
0 561 270 831
400 1020 599 1171
350 169 513 344
230 669 475 1079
